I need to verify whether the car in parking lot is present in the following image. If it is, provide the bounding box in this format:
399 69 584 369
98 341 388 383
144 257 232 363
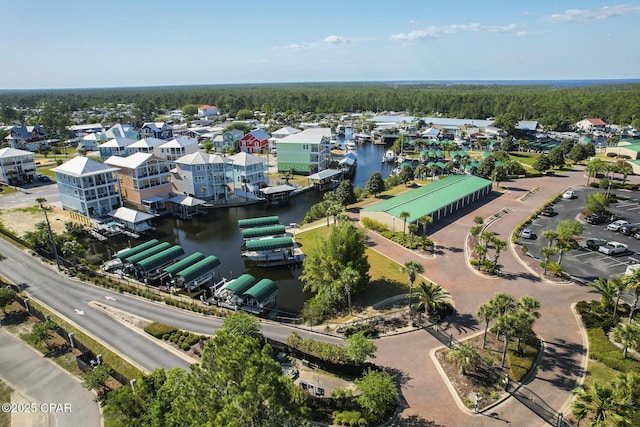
607 220 630 231
521 228 534 239
585 214 609 225
598 241 629 255
541 206 555 216
563 190 576 199
620 224 640 236
585 238 608 251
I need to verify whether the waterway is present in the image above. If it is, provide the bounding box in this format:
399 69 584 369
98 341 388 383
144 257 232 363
97 130 395 313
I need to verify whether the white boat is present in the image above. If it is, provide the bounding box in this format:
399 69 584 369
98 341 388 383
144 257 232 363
382 150 396 163
336 124 346 136
345 141 357 153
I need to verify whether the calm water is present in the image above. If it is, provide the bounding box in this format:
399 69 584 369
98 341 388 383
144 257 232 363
99 132 393 313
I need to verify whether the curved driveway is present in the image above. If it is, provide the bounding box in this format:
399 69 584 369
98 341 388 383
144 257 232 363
370 166 607 426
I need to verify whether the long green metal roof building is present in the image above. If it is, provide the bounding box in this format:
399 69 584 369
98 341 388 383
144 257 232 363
114 239 160 260
361 175 492 229
243 279 278 304
135 245 185 271
163 252 206 276
245 237 293 251
224 274 257 295
237 216 280 229
176 256 221 284
241 225 286 239
125 242 172 265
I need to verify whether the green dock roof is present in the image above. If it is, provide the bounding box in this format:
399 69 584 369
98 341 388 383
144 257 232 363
245 236 293 251
224 274 257 295
125 242 172 264
241 225 286 239
136 245 185 271
163 252 206 276
114 239 160 260
362 175 492 223
243 278 278 303
176 256 221 283
237 216 280 229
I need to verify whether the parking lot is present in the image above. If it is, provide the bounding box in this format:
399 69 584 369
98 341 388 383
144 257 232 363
522 186 640 282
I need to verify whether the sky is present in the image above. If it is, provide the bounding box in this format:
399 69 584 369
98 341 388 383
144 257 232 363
2 1 639 89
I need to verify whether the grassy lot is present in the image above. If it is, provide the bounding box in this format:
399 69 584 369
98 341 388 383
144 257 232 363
509 152 541 168
0 185 19 195
582 359 619 388
0 380 12 426
295 225 410 309
266 172 309 188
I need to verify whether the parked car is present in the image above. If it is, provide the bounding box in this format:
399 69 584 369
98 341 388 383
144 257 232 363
607 220 630 232
620 224 640 236
541 206 555 216
562 190 576 199
585 238 607 251
585 214 609 225
634 231 640 240
521 228 534 239
598 241 629 255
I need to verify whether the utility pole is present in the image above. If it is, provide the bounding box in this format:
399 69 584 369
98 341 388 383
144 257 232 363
39 200 61 271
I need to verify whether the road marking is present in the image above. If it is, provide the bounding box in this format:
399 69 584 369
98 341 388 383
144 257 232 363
74 309 84 315
572 252 599 258
105 296 116 301
626 207 640 211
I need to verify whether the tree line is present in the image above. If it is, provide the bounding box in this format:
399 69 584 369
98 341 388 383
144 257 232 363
2 82 640 130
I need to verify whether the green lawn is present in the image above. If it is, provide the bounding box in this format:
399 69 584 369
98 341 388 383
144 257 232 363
582 359 619 389
509 152 541 168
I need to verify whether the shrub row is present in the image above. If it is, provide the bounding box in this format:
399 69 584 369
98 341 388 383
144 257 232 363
512 192 563 243
163 297 225 316
144 321 178 338
360 217 388 232
333 410 367 426
380 231 433 250
287 332 349 364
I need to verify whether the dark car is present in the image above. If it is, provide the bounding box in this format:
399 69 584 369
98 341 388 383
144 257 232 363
585 238 607 251
541 206 555 216
585 214 609 225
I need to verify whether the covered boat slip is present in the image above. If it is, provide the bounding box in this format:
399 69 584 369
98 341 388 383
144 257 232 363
174 255 221 290
244 236 293 252
134 245 185 272
163 252 206 276
113 239 160 260
237 215 280 229
214 274 278 313
124 242 172 265
241 225 287 240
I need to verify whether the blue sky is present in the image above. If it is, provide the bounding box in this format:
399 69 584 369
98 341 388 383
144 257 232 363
2 1 639 89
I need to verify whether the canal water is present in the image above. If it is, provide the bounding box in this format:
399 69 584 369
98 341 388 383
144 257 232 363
99 130 395 313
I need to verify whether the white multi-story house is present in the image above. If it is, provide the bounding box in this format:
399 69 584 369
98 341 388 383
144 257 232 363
228 152 267 196
172 151 233 202
155 138 199 165
576 118 607 134
53 156 122 218
127 137 166 155
276 128 332 175
98 137 135 159
198 105 218 117
0 147 37 185
269 126 300 151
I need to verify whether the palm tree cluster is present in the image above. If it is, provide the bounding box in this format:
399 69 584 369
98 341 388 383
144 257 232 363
401 260 453 321
477 293 541 367
540 219 584 277
469 229 508 274
572 372 640 427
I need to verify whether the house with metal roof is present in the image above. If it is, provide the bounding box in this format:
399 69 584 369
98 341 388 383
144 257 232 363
53 156 122 219
105 124 139 141
139 122 173 140
98 137 136 159
109 207 157 233
105 152 172 210
155 138 199 165
198 105 218 117
127 137 167 155
276 128 332 175
172 151 234 202
238 129 270 154
213 129 243 153
576 118 607 134
361 175 493 232
4 125 49 151
0 147 37 185
228 152 267 198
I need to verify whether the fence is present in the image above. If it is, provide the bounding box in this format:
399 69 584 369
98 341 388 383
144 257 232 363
12 293 131 387
416 318 570 427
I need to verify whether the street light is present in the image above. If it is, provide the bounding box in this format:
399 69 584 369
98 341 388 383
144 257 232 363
38 199 61 271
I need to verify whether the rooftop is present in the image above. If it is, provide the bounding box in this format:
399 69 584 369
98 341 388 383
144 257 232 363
53 156 119 177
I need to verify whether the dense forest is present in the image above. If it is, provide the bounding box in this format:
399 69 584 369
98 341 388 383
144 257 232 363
1 82 640 130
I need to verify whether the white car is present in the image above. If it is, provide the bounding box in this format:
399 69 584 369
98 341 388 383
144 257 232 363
562 190 576 199
607 220 630 232
521 228 534 239
598 241 628 255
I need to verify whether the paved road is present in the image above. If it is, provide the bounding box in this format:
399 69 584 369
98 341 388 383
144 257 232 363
0 181 60 209
0 329 100 427
369 166 604 426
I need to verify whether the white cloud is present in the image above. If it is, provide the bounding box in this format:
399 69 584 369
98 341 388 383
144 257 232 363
544 4 640 23
323 35 350 45
391 22 518 42
274 34 370 51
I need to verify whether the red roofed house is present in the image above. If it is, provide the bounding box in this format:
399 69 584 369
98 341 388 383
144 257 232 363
238 129 270 154
576 118 607 134
198 105 218 117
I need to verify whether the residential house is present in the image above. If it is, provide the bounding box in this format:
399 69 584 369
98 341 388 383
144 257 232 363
155 138 199 165
516 121 539 132
105 123 138 141
269 126 300 151
198 105 218 117
276 128 332 175
172 151 233 202
228 152 267 196
68 124 104 137
420 127 440 140
0 147 37 185
105 153 172 210
576 118 607 134
238 129 270 154
127 137 166 155
139 122 173 140
53 156 122 219
98 137 135 159
213 129 243 152
5 125 50 151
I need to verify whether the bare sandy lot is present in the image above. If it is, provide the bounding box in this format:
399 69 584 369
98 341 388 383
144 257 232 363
0 205 77 237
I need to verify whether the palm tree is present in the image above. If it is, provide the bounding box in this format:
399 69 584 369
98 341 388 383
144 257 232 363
469 225 482 244
546 261 564 277
614 372 640 408
446 343 480 375
624 270 640 322
337 267 360 316
610 277 629 320
477 302 496 349
492 292 516 319
492 237 507 266
473 245 487 268
572 383 627 427
541 246 558 275
588 278 617 310
494 313 518 367
399 211 411 235
408 223 418 245
542 229 559 248
511 309 535 353
410 281 452 319
402 260 424 313
418 215 432 238
611 321 640 359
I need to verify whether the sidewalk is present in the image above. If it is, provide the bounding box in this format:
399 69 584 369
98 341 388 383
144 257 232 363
0 329 101 427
